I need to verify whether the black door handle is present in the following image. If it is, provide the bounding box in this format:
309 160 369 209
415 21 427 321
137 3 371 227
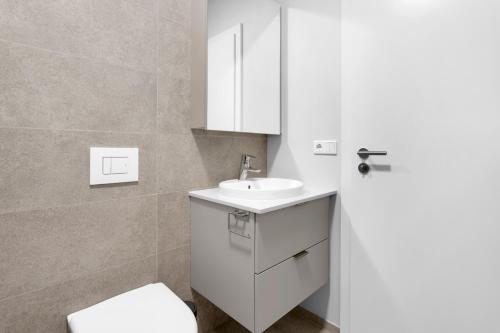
357 148 388 159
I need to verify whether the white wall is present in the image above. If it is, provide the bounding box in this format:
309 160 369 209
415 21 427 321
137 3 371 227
267 0 341 326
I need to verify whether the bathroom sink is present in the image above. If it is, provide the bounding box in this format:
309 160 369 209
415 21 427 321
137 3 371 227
219 178 304 200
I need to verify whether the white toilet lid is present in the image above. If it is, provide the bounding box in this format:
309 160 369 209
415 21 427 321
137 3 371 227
67 283 198 333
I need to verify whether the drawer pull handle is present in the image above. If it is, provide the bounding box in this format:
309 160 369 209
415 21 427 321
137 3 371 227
228 210 251 239
293 250 309 259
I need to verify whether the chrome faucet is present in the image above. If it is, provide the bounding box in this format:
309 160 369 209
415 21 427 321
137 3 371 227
239 154 261 180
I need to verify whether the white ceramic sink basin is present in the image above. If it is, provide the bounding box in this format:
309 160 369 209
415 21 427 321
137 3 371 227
219 178 304 200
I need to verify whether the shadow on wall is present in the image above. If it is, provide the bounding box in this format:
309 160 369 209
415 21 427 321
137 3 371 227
269 0 341 325
266 4 301 180
301 195 338 320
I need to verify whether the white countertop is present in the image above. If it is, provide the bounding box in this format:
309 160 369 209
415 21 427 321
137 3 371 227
189 187 337 214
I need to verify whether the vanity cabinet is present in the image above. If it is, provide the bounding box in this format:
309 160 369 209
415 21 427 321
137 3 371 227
190 197 329 333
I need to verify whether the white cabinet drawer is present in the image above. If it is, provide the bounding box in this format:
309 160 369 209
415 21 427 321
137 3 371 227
255 239 329 333
255 197 329 273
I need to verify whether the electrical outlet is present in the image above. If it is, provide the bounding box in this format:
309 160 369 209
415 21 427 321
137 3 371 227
313 140 337 155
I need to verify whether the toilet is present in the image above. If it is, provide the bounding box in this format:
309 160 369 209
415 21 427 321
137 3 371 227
67 283 198 333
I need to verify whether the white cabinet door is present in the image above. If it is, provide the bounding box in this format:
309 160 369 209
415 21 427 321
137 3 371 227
207 24 242 131
203 0 281 134
190 198 255 331
241 11 281 135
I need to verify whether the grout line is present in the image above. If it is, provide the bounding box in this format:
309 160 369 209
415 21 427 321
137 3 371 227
158 13 190 28
0 126 266 141
155 0 161 283
0 126 155 136
157 243 190 257
0 38 155 75
0 254 157 304
157 189 193 196
0 193 159 217
156 130 266 140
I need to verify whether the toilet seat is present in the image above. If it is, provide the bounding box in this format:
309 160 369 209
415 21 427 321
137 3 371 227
67 283 198 333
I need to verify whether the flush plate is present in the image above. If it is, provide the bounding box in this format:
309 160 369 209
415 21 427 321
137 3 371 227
90 147 138 185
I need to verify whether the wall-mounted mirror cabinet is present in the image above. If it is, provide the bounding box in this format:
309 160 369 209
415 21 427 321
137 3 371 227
191 0 281 135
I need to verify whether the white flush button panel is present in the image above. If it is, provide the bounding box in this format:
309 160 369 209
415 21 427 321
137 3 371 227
313 140 337 155
90 147 138 185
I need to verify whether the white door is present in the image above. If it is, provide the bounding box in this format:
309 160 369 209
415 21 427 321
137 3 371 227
341 1 500 333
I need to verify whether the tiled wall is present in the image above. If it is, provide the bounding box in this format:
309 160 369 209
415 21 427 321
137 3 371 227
0 1 267 332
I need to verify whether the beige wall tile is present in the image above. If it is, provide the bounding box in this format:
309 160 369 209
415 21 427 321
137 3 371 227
158 192 190 253
157 17 191 135
0 0 156 72
0 256 156 333
126 0 157 12
0 41 156 132
0 195 157 300
158 18 190 76
157 246 191 300
158 133 267 192
0 129 156 213
157 70 191 135
159 0 191 26
193 134 241 183
196 134 268 182
158 133 209 192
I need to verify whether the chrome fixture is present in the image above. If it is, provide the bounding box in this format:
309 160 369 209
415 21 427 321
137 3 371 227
227 210 251 239
239 154 261 180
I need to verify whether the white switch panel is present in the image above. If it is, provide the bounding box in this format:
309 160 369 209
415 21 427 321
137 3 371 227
313 140 337 155
90 147 139 185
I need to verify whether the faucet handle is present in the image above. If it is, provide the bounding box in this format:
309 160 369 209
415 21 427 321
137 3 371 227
241 154 256 164
239 154 258 180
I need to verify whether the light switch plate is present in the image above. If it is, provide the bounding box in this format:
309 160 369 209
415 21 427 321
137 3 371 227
90 147 139 185
313 140 337 155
